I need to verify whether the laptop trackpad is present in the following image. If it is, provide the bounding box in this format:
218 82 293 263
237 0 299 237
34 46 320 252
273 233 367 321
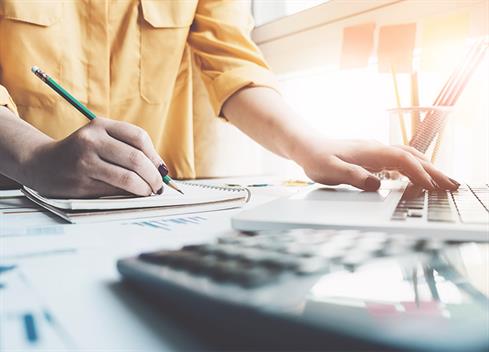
292 187 390 202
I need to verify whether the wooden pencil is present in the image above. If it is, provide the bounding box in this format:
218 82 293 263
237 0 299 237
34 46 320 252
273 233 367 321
390 64 408 145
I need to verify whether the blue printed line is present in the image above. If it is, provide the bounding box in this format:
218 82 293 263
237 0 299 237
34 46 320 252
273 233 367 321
0 264 16 275
141 221 160 228
135 216 207 230
23 313 38 343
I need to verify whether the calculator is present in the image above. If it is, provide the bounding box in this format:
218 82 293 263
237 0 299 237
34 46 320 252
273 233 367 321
117 229 489 351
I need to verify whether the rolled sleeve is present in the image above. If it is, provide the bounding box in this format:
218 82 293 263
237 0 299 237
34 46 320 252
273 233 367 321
205 65 280 117
0 85 19 116
188 0 280 117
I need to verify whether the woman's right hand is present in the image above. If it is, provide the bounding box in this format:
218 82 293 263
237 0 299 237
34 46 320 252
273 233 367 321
24 117 167 198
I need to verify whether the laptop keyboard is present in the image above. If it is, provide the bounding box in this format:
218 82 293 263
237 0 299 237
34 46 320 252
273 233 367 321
392 184 489 224
137 229 449 289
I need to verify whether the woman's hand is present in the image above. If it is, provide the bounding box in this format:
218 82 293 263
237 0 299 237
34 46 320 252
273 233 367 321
223 87 460 192
296 137 460 192
24 117 167 198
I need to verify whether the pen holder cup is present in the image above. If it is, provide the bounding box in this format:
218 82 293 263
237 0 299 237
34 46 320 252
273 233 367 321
387 106 454 163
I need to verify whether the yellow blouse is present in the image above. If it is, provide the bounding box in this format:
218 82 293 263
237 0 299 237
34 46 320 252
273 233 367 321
0 0 278 178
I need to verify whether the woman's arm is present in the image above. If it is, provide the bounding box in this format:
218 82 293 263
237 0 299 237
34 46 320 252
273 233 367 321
222 87 459 191
0 106 166 197
0 106 52 186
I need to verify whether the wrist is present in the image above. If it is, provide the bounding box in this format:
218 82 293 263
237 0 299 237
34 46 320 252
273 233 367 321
19 139 56 188
287 129 328 168
0 107 55 186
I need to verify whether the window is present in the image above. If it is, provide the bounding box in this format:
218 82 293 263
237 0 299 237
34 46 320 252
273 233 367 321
251 0 489 181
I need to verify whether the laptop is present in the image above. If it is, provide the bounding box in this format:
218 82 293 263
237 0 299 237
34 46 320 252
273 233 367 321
232 181 489 241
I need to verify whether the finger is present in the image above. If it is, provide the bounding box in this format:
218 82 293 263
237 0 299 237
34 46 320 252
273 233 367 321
103 120 167 172
41 179 126 199
315 157 381 191
77 179 131 199
395 145 459 190
417 159 460 190
396 145 429 162
379 147 436 190
90 158 153 196
98 137 163 194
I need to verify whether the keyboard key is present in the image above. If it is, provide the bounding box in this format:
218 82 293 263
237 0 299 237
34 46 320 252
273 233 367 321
401 203 424 210
391 211 407 221
407 209 423 218
427 211 455 222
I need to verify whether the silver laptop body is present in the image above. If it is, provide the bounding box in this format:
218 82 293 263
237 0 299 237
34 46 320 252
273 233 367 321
232 181 489 242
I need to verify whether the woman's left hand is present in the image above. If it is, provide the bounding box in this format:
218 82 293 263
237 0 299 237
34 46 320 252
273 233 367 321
295 137 460 192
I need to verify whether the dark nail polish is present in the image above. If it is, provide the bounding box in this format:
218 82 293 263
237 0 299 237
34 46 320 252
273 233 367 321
158 163 168 177
449 177 461 187
157 186 163 195
364 176 381 191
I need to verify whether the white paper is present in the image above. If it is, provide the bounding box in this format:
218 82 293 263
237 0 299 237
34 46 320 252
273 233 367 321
0 181 278 351
0 189 24 198
0 266 72 350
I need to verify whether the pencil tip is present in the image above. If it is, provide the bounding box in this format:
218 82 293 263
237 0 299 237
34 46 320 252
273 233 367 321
177 189 184 195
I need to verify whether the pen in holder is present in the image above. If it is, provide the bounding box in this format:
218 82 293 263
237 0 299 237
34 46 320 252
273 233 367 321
387 106 454 163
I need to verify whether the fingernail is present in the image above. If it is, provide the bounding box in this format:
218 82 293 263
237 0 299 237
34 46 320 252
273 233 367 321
158 163 168 177
157 186 163 195
449 177 461 187
364 176 381 191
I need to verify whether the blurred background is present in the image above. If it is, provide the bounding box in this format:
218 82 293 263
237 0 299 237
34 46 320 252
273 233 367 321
200 0 489 183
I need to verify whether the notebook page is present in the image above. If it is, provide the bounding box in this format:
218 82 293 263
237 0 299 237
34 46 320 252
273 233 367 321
22 183 250 211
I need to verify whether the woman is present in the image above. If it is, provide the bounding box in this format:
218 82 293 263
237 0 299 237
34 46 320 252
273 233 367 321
0 0 458 198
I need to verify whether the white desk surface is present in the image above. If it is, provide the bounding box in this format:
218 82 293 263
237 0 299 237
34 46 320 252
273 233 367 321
0 176 306 351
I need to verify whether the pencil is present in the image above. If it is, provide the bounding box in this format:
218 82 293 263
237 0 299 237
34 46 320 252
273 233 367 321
31 66 183 195
430 122 446 163
410 71 420 136
390 64 408 145
162 175 183 194
31 66 96 120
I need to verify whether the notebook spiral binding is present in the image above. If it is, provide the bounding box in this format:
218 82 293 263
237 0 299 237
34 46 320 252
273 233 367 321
179 182 252 201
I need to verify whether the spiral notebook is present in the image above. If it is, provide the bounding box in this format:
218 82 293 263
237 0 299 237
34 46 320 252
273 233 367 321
22 183 251 224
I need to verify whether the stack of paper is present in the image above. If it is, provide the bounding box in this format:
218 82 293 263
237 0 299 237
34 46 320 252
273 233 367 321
22 183 250 224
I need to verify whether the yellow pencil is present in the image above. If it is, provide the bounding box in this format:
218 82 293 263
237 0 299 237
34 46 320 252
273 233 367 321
431 121 446 163
390 64 408 145
410 71 420 137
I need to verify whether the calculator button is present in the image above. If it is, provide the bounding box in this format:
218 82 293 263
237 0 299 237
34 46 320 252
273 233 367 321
209 260 244 280
236 267 278 288
342 248 375 265
139 250 174 265
294 257 329 275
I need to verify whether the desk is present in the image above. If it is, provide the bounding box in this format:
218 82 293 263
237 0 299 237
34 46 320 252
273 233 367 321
2 178 488 351
0 177 303 351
